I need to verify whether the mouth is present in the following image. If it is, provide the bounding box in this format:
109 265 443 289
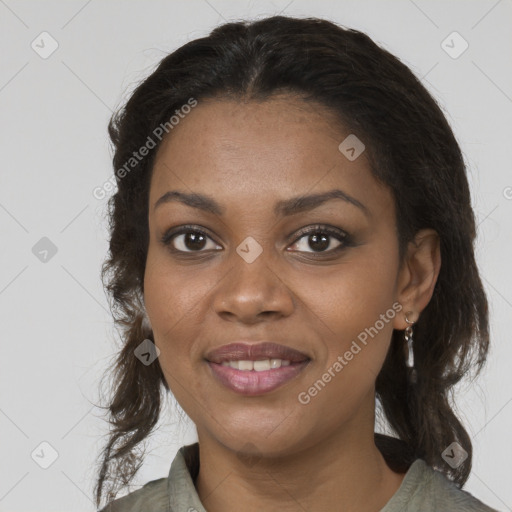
205 341 310 364
205 342 311 396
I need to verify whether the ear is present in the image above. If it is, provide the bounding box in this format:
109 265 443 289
392 228 441 330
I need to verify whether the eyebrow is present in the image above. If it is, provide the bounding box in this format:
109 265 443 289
154 188 370 218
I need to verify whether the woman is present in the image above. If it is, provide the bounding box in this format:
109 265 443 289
95 15 498 512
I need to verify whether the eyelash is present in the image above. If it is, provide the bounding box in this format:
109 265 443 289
160 224 353 257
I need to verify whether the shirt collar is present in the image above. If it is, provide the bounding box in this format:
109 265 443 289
167 442 206 512
165 439 421 512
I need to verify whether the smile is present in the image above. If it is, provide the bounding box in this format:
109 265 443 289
220 359 291 371
207 359 310 395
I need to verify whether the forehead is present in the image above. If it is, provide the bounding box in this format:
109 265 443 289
149 96 392 217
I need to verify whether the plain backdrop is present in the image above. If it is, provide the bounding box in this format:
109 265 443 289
1 1 511 510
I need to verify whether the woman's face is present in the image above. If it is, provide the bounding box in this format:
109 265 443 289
144 95 407 456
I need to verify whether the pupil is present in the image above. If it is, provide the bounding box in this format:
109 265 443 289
186 232 206 250
182 232 331 252
310 233 329 251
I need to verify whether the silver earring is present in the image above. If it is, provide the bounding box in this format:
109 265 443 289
404 311 417 384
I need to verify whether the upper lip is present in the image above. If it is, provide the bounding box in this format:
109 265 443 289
205 342 310 364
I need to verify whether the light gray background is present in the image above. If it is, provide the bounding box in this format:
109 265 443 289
1 1 511 510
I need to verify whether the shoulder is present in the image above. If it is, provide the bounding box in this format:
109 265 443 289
98 477 168 512
386 459 499 512
425 465 498 512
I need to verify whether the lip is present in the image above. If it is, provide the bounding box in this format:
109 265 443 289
207 360 310 396
205 342 311 396
205 342 310 364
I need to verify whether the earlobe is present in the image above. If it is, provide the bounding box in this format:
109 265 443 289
393 228 441 330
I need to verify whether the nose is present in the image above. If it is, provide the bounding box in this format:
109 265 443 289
211 247 295 324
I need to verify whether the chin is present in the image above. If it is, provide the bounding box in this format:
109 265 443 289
212 422 305 457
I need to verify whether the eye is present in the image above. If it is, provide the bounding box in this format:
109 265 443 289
161 225 221 253
161 224 351 255
288 225 350 254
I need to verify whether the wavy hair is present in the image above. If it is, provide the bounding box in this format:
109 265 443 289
94 15 490 509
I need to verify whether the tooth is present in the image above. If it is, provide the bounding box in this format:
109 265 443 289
253 359 271 371
238 360 254 371
221 359 293 370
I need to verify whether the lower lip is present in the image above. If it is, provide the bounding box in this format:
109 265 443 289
207 361 310 396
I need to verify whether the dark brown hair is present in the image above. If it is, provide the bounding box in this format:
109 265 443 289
94 15 489 509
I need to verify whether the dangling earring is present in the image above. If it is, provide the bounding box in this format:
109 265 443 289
404 311 417 384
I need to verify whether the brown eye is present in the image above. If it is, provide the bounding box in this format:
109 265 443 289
161 226 222 253
288 225 350 254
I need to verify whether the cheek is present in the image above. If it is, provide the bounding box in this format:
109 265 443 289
143 250 192 357
303 252 398 381
143 248 221 379
305 251 397 328
143 253 205 412
144 247 206 331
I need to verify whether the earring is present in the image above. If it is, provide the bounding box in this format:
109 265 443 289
404 311 417 384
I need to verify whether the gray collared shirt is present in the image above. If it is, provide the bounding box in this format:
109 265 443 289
99 442 499 511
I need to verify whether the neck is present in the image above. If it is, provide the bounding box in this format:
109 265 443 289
195 400 406 512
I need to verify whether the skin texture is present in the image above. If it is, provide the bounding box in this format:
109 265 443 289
143 96 441 512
